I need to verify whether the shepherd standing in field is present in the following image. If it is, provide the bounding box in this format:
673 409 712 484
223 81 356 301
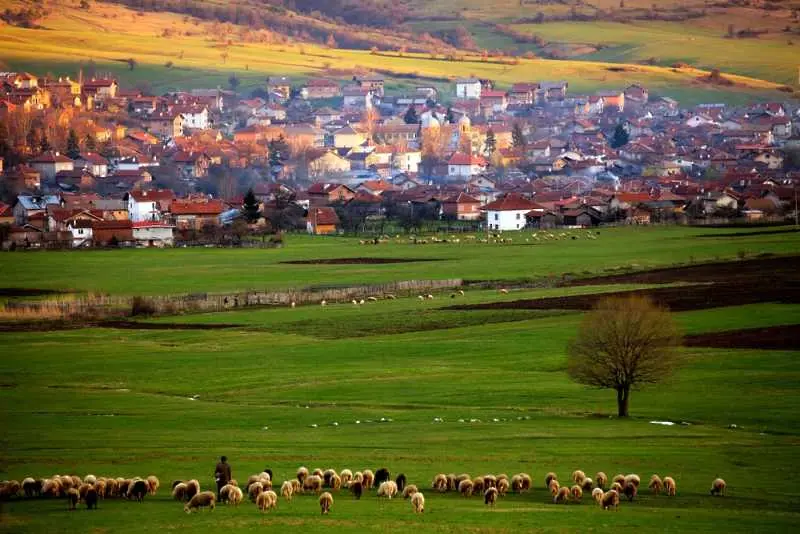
215 456 232 499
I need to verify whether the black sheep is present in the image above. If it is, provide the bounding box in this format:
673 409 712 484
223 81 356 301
351 481 363 500
263 469 273 482
171 480 183 489
374 468 390 487
129 480 148 502
23 479 41 498
395 474 406 493
85 487 98 510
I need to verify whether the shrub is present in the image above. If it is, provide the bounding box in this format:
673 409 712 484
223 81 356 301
131 296 156 316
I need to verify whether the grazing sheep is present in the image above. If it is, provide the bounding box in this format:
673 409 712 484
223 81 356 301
185 479 200 500
612 474 626 488
257 490 278 512
386 294 396 300
549 479 560 497
70 475 81 488
458 290 465 296
22 477 40 498
0 480 21 500
592 487 604 504
544 472 558 489
601 489 620 510
426 294 434 300
290 479 301 494
456 473 471 486
611 482 623 494
446 474 458 491
323 469 336 487
367 297 377 302
571 485 583 501
483 474 497 489
472 477 485 495
484 487 498 506
432 473 448 493
554 486 570 504
623 482 637 502
625 474 641 488
146 475 160 496
417 295 424 301
377 480 398 499
248 482 264 502
511 474 523 493
297 467 309 484
172 480 183 489
353 472 363 484
581 478 593 492
67 488 79 510
259 471 272 483
359 299 365 305
329 474 341 491
459 479 473 497
78 483 91 501
319 492 333 514
84 475 97 486
290 301 296 308
374 468 391 488
395 473 407 493
228 486 243 506
519 473 532 492
649 475 663 495
119 479 131 498
595 472 608 489
42 478 62 498
304 475 323 493
499 289 508 294
663 476 676 497
710 478 726 496
219 484 232 503
184 491 216 513
411 491 425 513
340 469 353 487
312 468 324 479
403 484 418 499
105 479 117 498
172 483 188 502
321 300 327 306
280 481 294 501
571 470 586 485
59 476 74 492
351 481 363 500
94 480 106 499
497 478 509 496
85 487 98 510
362 470 374 490
352 299 359 305
128 479 148 502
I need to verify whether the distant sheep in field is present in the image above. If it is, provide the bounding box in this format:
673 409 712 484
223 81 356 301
663 476 676 497
118 479 131 497
472 477 485 495
592 488 604 504
611 482 623 494
367 297 378 302
290 479 301 494
172 483 188 502
185 491 215 513
85 487 98 510
395 474 406 493
281 481 294 501
323 469 336 487
248 482 264 502
625 474 641 488
361 470 374 490
340 469 353 487
42 478 61 498
554 486 570 504
601 489 620 510
483 475 497 489
67 487 79 510
484 487 498 506
497 478 509 496
581 478 593 492
22 478 40 498
321 300 327 306
353 299 360 305
426 294 434 300
571 485 583 501
649 475 663 495
623 482 637 502
94 480 106 499
456 473 471 488
519 473 532 492
304 475 323 493
329 474 341 491
403 484 418 499
571 470 586 485
432 474 448 493
386 294 396 300
459 479 473 497
377 480 397 499
146 475 160 495
446 474 457 491
544 472 557 489
595 472 608 489
411 491 425 513
78 483 91 501
351 481 363 500
612 474 626 488
458 290 465 296
359 299 365 305
374 468 391 487
0 480 20 500
185 479 200 500
84 475 97 486
291 301 296 308
257 490 278 512
549 479 560 497
710 478 726 496
499 289 508 294
418 295 425 301
128 479 148 502
319 492 333 514
227 485 243 506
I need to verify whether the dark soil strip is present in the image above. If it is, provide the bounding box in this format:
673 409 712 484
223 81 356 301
448 283 800 313
562 255 799 287
684 324 800 350
695 229 800 239
281 257 443 265
0 320 244 333
0 288 65 297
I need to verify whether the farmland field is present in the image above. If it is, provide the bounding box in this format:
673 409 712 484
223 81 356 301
1 226 800 532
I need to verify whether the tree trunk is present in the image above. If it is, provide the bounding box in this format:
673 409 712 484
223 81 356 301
616 386 630 417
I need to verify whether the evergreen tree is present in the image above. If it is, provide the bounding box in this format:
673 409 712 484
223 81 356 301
66 129 81 159
403 106 419 125
85 134 96 152
269 135 289 168
242 188 261 223
0 121 11 164
512 123 526 149
611 124 630 148
484 128 496 156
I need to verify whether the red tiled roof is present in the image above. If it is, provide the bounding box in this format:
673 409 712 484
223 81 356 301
170 200 225 215
30 152 73 164
307 207 340 226
448 153 488 166
129 190 174 202
442 192 480 204
482 194 544 212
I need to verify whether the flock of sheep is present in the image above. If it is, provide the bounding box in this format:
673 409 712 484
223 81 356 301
357 231 600 246
0 467 727 517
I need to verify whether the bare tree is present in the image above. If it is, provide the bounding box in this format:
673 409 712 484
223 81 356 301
567 295 682 417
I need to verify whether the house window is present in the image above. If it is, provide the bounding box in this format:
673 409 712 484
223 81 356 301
516 213 520 220
494 213 498 221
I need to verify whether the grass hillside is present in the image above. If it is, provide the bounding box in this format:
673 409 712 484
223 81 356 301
0 0 795 105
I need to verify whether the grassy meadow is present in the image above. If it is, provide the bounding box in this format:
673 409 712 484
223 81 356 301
0 0 794 105
1 226 800 531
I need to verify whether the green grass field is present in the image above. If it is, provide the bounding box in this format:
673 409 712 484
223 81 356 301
0 0 794 105
1 226 800 532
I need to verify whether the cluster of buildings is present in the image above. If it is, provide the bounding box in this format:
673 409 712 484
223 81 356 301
1 68 799 245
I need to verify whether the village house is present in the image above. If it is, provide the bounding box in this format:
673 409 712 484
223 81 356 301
455 78 482 100
29 152 74 183
126 190 175 222
0 202 15 225
144 112 184 139
170 199 225 230
356 76 385 97
307 150 351 178
172 150 211 178
540 81 568 100
334 125 368 149
303 78 341 99
13 194 61 225
83 78 118 99
307 183 356 205
343 86 375 111
132 220 174 247
91 220 134 246
173 104 210 130
448 153 488 179
306 206 340 235
598 90 625 112
393 149 422 174
483 193 544 231
508 83 538 105
441 192 482 221
74 152 109 178
267 76 292 101
374 124 419 145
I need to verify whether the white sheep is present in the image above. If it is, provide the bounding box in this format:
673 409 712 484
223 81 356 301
411 491 425 513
